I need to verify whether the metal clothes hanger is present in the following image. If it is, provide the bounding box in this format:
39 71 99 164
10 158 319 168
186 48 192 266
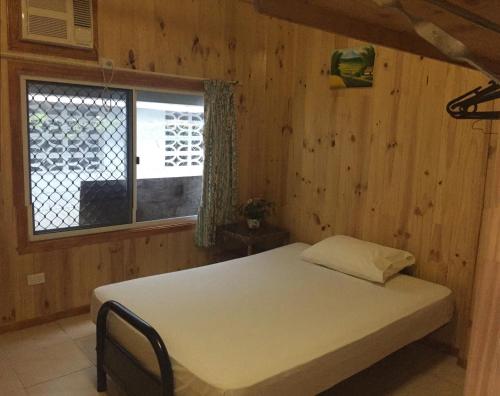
446 81 500 120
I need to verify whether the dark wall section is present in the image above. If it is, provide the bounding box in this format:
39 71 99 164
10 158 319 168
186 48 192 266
137 176 202 221
79 180 131 228
79 177 201 226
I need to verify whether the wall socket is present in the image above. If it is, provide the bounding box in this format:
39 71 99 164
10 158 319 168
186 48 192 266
27 272 46 286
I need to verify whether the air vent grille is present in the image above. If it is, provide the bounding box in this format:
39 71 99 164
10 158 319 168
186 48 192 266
73 0 92 28
28 0 67 12
28 15 68 39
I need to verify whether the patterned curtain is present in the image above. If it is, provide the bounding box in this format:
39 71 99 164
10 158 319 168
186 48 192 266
195 81 238 247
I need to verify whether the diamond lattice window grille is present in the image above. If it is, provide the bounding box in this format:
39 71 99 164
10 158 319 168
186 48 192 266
27 81 132 234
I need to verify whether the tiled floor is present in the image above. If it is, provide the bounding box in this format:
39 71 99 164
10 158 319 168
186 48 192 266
320 343 465 395
0 315 122 396
0 314 465 395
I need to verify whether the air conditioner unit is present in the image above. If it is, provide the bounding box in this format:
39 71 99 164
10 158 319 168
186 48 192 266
21 0 93 49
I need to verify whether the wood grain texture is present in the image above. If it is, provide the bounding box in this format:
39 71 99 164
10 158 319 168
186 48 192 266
0 305 90 335
255 25 493 362
464 106 500 396
0 0 492 364
254 0 500 76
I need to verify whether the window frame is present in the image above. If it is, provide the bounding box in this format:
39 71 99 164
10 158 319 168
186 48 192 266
9 61 205 254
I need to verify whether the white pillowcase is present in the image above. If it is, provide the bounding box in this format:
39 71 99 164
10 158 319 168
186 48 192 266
301 235 415 283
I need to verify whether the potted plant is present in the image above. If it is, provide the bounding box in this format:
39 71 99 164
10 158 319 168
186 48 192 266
240 198 274 229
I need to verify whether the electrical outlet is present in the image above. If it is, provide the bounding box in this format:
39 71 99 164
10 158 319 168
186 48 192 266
99 57 114 70
27 272 45 286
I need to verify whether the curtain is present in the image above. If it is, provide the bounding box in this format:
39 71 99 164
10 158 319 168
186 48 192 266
195 80 238 247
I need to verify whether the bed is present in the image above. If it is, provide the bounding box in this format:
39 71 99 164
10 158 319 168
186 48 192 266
91 242 453 396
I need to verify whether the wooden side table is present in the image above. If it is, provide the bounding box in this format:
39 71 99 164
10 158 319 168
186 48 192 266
218 223 290 256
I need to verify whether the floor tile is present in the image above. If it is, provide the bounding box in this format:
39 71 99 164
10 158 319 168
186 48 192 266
397 344 465 388
8 340 93 387
26 367 99 396
389 372 463 396
76 334 97 365
0 323 71 358
424 354 465 388
106 377 128 396
1 315 466 396
0 358 27 396
57 314 96 340
26 367 127 396
321 343 465 396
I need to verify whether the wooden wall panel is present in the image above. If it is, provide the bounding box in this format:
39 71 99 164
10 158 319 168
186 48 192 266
0 0 492 363
257 28 492 361
465 109 500 396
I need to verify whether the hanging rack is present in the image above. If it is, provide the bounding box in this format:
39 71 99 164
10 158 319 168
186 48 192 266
447 81 500 120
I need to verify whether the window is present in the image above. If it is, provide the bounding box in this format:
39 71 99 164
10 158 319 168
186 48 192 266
25 79 204 238
136 91 204 222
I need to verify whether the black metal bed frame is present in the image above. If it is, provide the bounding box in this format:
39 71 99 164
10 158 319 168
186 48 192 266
96 301 174 396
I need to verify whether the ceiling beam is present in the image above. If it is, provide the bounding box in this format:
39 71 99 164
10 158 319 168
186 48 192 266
423 0 500 33
253 0 483 71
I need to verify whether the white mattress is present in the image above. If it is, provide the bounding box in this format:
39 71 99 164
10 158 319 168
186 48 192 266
91 243 453 396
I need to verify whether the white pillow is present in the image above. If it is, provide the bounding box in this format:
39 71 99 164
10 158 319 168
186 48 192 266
301 235 415 283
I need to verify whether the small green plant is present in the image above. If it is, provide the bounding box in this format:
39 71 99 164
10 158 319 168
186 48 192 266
240 198 274 220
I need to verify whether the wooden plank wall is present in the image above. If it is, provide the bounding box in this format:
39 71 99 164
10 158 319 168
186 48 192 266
0 0 493 361
0 0 271 331
253 26 493 362
465 107 500 396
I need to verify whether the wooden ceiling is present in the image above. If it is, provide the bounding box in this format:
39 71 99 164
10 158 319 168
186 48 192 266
254 0 500 76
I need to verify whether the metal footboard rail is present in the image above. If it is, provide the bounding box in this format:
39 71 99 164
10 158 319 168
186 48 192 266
96 300 174 396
